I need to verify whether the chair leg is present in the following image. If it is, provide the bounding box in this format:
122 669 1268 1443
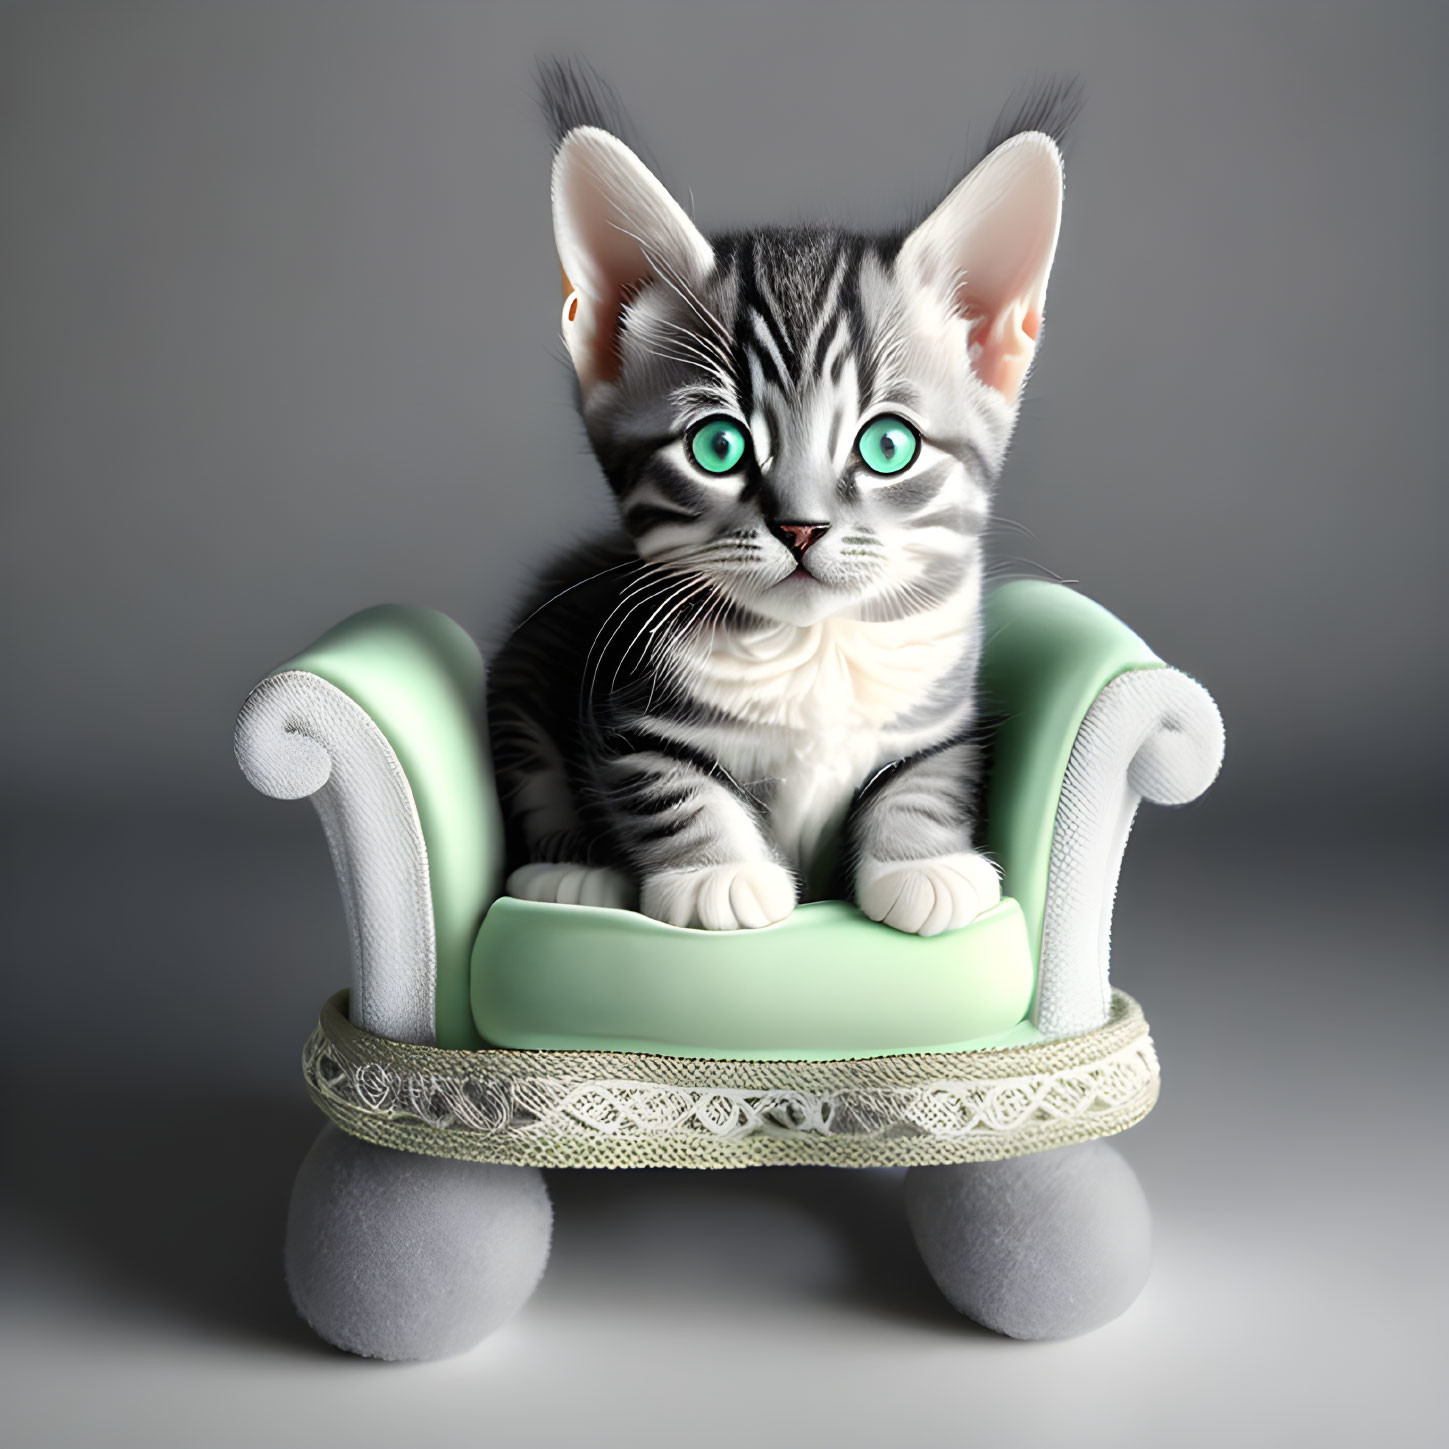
904 1140 1151 1340
285 1125 552 1361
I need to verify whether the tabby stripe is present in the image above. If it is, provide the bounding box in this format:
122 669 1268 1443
813 310 851 382
622 787 697 817
632 805 707 846
876 460 951 511
913 506 981 533
597 434 674 492
608 729 747 787
804 248 850 357
749 310 792 388
746 255 797 373
739 242 797 380
743 349 775 429
623 502 703 536
641 457 713 509
945 437 997 484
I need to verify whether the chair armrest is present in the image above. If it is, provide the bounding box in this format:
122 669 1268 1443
981 581 1224 1036
235 606 501 1047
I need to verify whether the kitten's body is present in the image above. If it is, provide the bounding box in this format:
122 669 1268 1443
492 530 981 887
489 69 1071 935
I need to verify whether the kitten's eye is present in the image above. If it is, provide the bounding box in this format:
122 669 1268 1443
689 417 750 475
856 416 919 476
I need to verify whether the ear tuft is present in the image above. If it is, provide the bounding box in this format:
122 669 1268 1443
980 75 1083 161
537 56 654 162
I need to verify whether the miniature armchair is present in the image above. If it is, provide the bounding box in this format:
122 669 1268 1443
235 579 1223 1358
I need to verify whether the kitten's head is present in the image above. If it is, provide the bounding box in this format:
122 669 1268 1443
547 68 1068 628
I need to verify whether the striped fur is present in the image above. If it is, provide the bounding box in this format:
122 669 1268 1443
488 66 1070 933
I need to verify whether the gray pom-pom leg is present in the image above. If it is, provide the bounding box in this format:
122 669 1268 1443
904 1141 1151 1340
285 1126 553 1361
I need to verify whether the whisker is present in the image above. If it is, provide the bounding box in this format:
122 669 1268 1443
647 312 734 371
508 557 651 637
611 574 713 696
606 219 733 351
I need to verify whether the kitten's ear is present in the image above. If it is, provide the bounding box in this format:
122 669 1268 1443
552 126 714 394
898 132 1064 401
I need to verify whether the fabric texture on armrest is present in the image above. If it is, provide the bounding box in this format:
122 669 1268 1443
284 607 501 1048
1037 664 1222 1035
979 581 1162 974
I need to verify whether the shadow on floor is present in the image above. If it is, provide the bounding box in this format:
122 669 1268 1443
2 1084 980 1350
543 1163 977 1335
2 1084 328 1352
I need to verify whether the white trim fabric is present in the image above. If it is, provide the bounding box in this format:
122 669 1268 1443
1036 666 1225 1037
235 670 438 1044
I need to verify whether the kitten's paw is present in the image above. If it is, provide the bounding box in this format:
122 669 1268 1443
640 861 797 930
857 851 1001 937
506 862 638 910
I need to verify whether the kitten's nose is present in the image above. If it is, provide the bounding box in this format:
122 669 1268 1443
768 520 831 559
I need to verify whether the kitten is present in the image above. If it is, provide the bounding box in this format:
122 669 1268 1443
488 64 1073 936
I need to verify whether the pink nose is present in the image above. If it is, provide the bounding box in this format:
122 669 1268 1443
769 520 831 558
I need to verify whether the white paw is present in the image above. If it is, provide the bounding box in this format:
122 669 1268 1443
506 862 638 910
640 861 797 930
856 851 1001 937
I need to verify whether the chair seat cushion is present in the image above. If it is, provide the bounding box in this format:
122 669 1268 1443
469 896 1036 1060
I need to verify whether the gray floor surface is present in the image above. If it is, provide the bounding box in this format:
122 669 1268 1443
2 803 1444 1448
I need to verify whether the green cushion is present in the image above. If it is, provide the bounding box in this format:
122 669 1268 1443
470 896 1037 1061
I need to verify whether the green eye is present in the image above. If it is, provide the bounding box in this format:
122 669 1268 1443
689 417 749 475
856 416 919 476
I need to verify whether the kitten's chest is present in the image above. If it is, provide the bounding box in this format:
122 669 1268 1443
684 613 967 735
674 613 972 873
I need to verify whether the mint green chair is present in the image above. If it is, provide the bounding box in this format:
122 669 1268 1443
235 579 1223 1357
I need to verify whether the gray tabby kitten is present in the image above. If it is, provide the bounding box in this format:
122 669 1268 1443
489 67 1070 936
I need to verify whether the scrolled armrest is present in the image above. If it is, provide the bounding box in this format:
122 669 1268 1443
980 581 1224 1036
235 606 500 1048
1037 664 1223 1036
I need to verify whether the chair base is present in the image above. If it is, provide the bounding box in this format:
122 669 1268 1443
285 1125 552 1360
905 1140 1151 1338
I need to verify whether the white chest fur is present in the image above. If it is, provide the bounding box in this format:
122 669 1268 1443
667 598 976 874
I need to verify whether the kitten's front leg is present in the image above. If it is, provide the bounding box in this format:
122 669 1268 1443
491 703 637 909
849 739 1001 938
601 743 796 930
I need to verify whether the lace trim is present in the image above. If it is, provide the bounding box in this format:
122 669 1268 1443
302 990 1159 1168
306 1033 1154 1144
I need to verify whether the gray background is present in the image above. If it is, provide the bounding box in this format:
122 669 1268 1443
1 3 1444 1447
